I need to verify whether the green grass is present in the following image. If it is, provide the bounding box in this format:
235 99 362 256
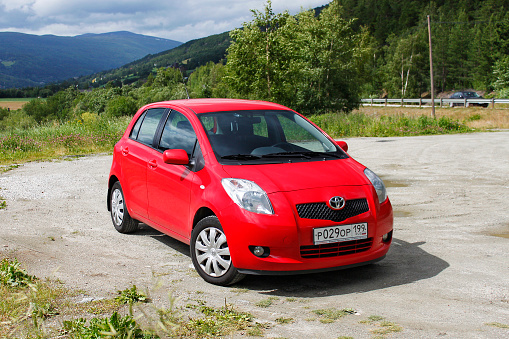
0 115 130 165
255 296 279 308
312 308 356 323
310 112 473 138
485 322 509 329
0 98 34 102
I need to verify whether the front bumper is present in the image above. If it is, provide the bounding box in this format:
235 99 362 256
218 186 393 274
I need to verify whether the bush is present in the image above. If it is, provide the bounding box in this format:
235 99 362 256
104 96 138 118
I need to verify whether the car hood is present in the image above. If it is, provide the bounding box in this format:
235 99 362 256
221 158 369 194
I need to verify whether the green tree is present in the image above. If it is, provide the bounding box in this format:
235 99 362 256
226 0 368 114
226 1 297 103
188 61 229 98
104 96 138 118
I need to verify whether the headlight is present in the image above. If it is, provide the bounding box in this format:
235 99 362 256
364 168 388 204
221 178 274 214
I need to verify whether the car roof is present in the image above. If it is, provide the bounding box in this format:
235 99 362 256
144 98 291 114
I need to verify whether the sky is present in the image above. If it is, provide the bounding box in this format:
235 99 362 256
0 0 328 42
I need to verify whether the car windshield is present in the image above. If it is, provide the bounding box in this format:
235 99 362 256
198 110 348 164
463 92 480 98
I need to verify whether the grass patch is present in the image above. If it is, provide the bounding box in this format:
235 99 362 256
485 322 509 329
62 311 152 338
275 317 294 324
0 258 72 338
115 285 148 304
312 308 356 323
360 315 403 337
255 296 279 308
0 116 130 165
371 320 403 335
310 112 473 138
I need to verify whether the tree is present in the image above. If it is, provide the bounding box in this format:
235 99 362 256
226 0 369 114
226 1 297 103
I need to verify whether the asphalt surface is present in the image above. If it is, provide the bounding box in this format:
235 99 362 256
0 131 508 338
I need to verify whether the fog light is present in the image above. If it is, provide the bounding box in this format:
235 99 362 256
253 246 265 257
249 246 270 258
382 231 393 242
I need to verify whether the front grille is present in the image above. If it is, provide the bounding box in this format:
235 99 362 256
296 198 369 222
300 238 373 258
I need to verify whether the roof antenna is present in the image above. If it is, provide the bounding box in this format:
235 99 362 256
179 68 190 99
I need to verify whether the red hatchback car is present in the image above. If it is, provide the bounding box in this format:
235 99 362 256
108 99 393 285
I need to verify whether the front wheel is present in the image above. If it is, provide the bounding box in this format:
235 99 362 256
190 216 244 286
110 181 139 233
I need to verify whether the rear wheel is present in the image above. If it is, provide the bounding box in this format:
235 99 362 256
191 216 244 286
110 181 139 233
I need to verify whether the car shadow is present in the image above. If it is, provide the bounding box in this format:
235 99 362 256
135 224 190 256
134 225 449 297
237 238 449 297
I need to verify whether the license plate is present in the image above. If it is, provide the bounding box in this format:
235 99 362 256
313 223 368 245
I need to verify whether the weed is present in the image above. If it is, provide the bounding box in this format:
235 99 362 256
285 297 297 302
231 288 249 294
360 314 385 324
84 298 121 315
1 164 20 172
485 322 509 329
310 111 473 139
186 304 255 337
275 317 294 324
255 296 279 308
466 113 482 121
246 322 271 336
115 285 148 304
337 337 354 339
371 320 403 335
361 315 403 336
0 258 37 287
62 311 153 338
0 199 6 209
312 308 356 323
0 275 68 338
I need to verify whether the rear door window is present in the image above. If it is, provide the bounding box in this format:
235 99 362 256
130 108 166 146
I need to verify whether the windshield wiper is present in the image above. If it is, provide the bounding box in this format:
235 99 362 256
261 151 342 159
221 154 261 160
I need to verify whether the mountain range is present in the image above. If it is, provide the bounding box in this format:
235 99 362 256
0 31 182 88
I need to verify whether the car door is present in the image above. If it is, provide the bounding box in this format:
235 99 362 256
146 110 198 238
121 107 167 219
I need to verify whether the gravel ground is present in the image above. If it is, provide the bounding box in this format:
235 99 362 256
0 132 508 338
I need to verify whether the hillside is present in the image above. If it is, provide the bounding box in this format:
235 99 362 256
76 31 232 88
0 31 182 88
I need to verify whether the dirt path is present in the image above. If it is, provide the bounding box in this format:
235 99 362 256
1 132 508 338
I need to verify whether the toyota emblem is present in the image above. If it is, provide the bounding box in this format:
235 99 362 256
329 196 346 210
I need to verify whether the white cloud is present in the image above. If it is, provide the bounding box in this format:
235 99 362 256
0 0 328 41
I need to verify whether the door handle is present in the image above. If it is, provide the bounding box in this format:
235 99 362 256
148 159 158 169
121 147 129 156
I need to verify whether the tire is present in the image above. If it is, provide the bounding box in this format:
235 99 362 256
110 181 139 233
191 216 245 286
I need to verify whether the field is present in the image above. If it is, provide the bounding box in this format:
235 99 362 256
355 105 509 130
0 98 33 110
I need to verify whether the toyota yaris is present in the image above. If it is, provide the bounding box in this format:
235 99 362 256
108 99 393 285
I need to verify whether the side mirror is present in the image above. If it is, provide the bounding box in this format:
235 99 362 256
336 141 348 152
337 141 348 153
163 149 189 165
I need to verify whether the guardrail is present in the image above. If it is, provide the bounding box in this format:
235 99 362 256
360 98 509 109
